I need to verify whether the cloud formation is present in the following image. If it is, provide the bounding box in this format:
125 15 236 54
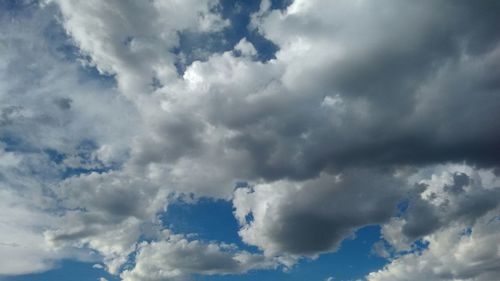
121 232 276 281
371 209 500 281
1 0 500 280
233 169 404 257
371 165 500 281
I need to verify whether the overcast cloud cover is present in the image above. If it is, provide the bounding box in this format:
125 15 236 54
1 0 500 280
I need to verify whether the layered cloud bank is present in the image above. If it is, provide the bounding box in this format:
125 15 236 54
1 0 500 280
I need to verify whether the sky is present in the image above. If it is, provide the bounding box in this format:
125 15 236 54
1 0 500 281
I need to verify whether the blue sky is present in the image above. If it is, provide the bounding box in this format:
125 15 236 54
1 1 500 281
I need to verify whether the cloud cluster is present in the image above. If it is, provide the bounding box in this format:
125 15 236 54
370 166 500 281
382 166 500 250
49 0 228 98
370 218 500 281
1 0 500 280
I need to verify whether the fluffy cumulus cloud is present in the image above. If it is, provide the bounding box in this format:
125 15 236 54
121 232 276 281
1 0 500 280
48 0 228 98
371 219 500 281
370 165 500 281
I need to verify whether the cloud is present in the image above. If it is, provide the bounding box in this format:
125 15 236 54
2 0 500 280
44 0 500 199
0 3 138 164
381 165 500 251
367 165 500 280
233 169 404 257
368 209 500 281
249 0 500 171
0 145 94 275
120 232 277 281
44 171 169 273
50 0 228 98
0 4 140 274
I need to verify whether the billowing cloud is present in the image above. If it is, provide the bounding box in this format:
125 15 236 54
120 232 277 281
233 169 405 257
1 0 500 280
382 165 500 251
369 209 500 281
49 0 228 98
369 165 500 280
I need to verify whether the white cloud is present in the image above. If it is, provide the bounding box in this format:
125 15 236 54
368 165 500 280
368 209 500 281
0 146 95 275
2 0 500 279
120 232 277 281
234 38 257 57
50 0 227 98
382 165 500 251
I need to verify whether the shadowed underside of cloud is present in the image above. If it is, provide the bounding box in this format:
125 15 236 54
1 0 500 280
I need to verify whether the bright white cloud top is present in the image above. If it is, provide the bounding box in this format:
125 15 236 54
1 0 500 280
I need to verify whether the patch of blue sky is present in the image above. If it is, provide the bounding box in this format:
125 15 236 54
395 199 410 216
173 0 290 74
0 135 27 153
160 197 257 250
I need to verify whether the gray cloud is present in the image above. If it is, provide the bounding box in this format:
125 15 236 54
382 166 500 249
2 0 500 280
233 169 404 257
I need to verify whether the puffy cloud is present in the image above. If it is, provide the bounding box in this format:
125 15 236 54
368 209 500 281
248 0 500 170
0 3 140 274
50 0 228 98
2 0 500 279
233 169 405 257
0 3 138 164
120 232 277 281
0 145 95 275
367 165 500 280
382 165 500 251
44 0 500 199
110 0 500 197
234 38 258 57
44 171 168 273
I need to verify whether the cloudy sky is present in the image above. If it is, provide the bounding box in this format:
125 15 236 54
1 0 500 280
